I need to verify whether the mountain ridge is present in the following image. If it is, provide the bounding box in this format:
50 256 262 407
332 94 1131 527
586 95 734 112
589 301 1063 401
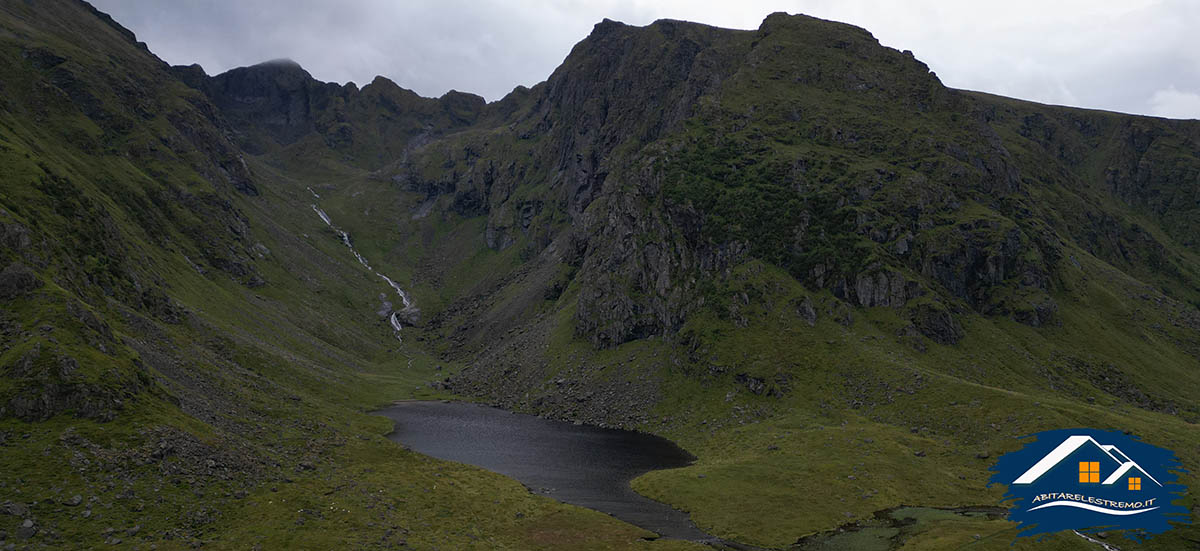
2 2 1198 548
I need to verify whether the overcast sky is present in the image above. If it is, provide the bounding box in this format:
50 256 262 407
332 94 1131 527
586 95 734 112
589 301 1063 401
91 0 1200 119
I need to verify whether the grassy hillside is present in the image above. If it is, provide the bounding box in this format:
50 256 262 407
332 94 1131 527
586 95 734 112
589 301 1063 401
0 2 703 549
1 2 1197 550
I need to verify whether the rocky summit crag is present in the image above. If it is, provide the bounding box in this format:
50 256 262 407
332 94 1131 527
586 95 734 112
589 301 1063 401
1 1 1198 549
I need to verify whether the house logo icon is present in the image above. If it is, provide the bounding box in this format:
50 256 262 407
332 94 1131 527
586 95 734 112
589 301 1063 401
1013 435 1161 514
989 428 1189 541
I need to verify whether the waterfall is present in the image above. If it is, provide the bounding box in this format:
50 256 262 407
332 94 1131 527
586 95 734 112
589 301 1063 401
310 196 411 343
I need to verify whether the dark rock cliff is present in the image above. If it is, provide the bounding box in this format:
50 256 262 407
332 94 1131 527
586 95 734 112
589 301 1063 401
159 12 1200 370
325 14 1200 354
173 61 485 167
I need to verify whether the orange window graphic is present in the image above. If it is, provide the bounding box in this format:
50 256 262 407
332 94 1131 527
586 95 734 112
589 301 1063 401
1078 461 1100 483
1129 477 1142 491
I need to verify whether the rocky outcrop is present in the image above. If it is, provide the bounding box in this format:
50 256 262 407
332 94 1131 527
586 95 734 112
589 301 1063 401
0 262 42 299
912 220 1057 323
908 302 964 345
187 59 339 147
571 161 753 347
1 344 145 422
846 267 924 308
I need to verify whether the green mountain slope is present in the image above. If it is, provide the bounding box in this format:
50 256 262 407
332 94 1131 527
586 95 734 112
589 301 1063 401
420 17 1200 548
2 2 1198 549
0 2 697 549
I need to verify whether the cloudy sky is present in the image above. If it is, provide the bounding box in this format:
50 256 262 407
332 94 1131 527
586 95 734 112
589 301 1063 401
91 0 1200 119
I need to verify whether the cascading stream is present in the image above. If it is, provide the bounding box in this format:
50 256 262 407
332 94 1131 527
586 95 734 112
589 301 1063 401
309 186 412 343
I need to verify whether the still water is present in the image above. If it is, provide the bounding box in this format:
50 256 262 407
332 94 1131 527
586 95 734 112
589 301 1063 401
375 401 713 541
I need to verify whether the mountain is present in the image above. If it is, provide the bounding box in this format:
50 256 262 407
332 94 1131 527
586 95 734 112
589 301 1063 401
0 2 662 549
170 59 486 167
2 2 1198 549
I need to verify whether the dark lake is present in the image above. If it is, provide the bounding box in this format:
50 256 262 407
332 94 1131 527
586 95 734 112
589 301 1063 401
375 400 713 541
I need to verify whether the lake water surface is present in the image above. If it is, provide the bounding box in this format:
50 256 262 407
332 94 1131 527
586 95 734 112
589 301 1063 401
375 400 714 541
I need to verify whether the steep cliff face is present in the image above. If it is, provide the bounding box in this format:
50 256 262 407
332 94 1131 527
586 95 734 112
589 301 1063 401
174 61 485 168
380 14 1198 357
383 19 763 349
970 94 1200 301
174 59 340 148
617 13 1069 346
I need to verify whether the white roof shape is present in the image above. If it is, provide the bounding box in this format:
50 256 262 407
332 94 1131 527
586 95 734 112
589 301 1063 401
1101 455 1162 487
1101 445 1131 463
1013 435 1123 484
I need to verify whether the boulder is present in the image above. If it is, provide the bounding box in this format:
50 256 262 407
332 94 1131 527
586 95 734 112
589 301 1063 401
0 263 41 300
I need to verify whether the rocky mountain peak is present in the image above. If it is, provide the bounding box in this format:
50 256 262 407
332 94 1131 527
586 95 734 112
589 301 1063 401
589 18 628 37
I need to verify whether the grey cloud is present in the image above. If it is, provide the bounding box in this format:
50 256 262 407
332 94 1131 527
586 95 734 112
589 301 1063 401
91 0 1199 118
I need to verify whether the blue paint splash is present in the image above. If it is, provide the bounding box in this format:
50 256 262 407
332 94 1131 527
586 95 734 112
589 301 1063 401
988 428 1190 541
